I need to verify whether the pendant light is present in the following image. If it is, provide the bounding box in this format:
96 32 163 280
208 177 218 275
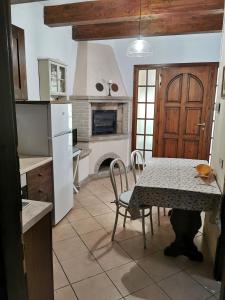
127 0 153 57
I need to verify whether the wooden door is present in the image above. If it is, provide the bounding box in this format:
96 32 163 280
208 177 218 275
12 25 28 100
155 64 217 159
133 64 218 161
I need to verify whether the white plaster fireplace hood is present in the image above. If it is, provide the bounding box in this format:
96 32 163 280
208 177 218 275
73 42 127 97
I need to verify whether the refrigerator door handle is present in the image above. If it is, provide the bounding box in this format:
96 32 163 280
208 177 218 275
50 130 72 138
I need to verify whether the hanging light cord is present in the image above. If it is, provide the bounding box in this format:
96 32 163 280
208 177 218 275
139 0 142 38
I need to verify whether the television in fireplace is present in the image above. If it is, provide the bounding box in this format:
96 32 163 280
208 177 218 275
92 110 117 135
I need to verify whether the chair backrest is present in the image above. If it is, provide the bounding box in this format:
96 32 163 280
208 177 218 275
109 158 129 203
131 150 146 183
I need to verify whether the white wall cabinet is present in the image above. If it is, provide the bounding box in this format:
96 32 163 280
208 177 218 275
38 58 67 101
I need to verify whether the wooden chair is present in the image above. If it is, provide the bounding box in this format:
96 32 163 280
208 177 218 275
109 158 153 249
130 150 166 228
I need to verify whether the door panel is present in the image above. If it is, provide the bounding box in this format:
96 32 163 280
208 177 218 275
185 108 201 135
183 141 199 159
165 108 180 134
164 139 178 158
12 25 28 100
188 75 204 102
167 74 183 102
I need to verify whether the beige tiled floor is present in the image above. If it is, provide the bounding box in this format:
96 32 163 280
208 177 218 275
53 175 221 300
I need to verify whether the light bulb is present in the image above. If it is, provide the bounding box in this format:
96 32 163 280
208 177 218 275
135 39 145 52
127 38 153 57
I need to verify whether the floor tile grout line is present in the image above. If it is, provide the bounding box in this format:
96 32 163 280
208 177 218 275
74 189 176 256
60 214 109 274
125 253 175 300
137 258 185 285
53 217 107 289
70 283 80 300
57 213 177 264
54 178 217 300
182 268 220 296
54 283 71 292
116 230 163 259
104 256 166 298
154 267 216 300
68 270 105 285
103 270 125 298
54 234 217 300
152 269 186 300
53 250 80 299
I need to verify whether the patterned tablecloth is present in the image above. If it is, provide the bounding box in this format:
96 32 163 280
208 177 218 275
129 158 222 220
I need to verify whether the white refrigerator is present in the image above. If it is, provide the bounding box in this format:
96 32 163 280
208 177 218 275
16 102 74 224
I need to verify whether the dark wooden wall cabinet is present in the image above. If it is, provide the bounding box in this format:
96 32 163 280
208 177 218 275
27 162 54 203
12 25 28 100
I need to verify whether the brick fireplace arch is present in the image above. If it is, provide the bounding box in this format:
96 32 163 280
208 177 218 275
94 152 120 174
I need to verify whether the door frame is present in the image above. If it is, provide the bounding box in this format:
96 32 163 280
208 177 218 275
132 62 218 159
0 1 28 299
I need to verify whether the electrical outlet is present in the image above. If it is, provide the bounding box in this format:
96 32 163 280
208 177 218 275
219 158 224 169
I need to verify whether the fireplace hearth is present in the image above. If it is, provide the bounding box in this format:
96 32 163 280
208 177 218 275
92 110 117 135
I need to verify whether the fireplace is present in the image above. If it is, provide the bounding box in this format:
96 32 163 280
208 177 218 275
92 110 117 135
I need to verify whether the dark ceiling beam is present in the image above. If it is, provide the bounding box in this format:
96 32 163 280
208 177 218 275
72 11 224 41
44 0 224 27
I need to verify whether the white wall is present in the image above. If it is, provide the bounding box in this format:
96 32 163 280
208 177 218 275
11 3 77 100
203 9 225 261
95 34 222 96
211 24 225 192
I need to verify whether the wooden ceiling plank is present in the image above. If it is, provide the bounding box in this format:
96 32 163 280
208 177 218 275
44 0 140 27
73 12 224 41
44 0 224 27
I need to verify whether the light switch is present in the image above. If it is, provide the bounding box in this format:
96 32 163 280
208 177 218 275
215 103 221 113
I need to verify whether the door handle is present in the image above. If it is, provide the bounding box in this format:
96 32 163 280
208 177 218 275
196 123 206 131
159 73 162 86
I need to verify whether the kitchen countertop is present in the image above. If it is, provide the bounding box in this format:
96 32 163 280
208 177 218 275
16 100 72 104
22 200 53 234
20 156 52 175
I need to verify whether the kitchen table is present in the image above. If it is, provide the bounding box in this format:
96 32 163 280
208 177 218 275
128 158 221 261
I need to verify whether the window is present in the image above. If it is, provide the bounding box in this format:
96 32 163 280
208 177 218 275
134 68 157 162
